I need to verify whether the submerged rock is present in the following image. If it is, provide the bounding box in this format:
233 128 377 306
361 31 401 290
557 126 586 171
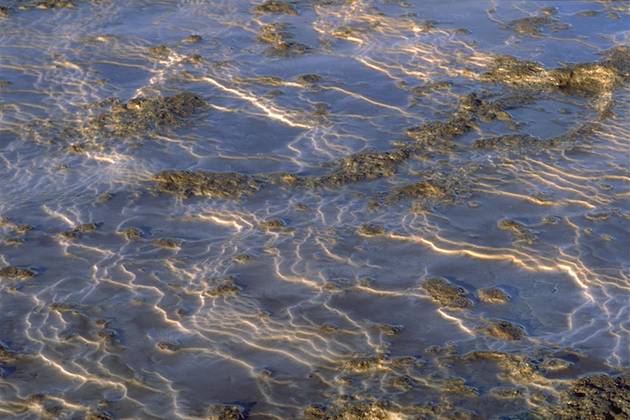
153 170 260 199
423 276 472 309
0 266 35 279
86 92 206 137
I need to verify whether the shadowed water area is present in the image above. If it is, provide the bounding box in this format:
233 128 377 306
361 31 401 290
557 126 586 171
0 0 629 418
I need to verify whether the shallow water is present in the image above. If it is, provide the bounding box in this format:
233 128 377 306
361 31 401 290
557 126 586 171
0 0 629 418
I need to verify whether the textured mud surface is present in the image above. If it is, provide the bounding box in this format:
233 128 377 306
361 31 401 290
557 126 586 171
0 0 629 418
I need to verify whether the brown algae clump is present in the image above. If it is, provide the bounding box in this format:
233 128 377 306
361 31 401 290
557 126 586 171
310 149 409 187
304 399 400 420
61 223 100 239
552 373 630 419
119 227 142 241
86 92 206 137
389 181 447 201
601 46 630 79
252 0 297 15
423 276 472 309
405 93 510 148
204 278 240 297
295 74 323 85
259 219 289 233
497 219 536 244
459 351 535 381
481 320 525 341
342 355 386 373
206 403 246 420
357 223 385 237
0 343 16 363
405 117 472 147
153 238 180 249
473 134 542 150
477 287 510 304
183 34 202 44
0 266 35 279
483 55 624 95
153 170 260 199
147 45 173 60
457 92 512 122
505 16 569 37
256 23 308 56
19 1 75 10
156 341 180 353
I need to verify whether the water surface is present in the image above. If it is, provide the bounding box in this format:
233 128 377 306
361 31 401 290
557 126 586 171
0 0 629 418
